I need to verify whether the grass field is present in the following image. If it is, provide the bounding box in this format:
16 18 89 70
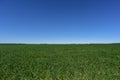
0 44 120 80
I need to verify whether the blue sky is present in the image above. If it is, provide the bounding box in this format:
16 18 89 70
0 0 120 43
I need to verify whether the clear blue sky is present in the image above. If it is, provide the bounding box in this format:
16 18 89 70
0 0 120 43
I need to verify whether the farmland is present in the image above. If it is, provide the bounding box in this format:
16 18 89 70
0 44 120 80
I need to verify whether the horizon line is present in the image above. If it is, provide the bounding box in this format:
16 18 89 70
0 42 120 44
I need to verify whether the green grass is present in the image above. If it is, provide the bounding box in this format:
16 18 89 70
0 44 120 80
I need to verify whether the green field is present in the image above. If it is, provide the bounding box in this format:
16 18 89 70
0 44 120 80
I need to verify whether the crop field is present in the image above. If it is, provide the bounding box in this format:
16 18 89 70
0 44 120 80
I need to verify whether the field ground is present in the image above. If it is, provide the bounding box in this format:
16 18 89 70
0 44 120 80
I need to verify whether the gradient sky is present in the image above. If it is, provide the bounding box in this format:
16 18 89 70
0 0 120 43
